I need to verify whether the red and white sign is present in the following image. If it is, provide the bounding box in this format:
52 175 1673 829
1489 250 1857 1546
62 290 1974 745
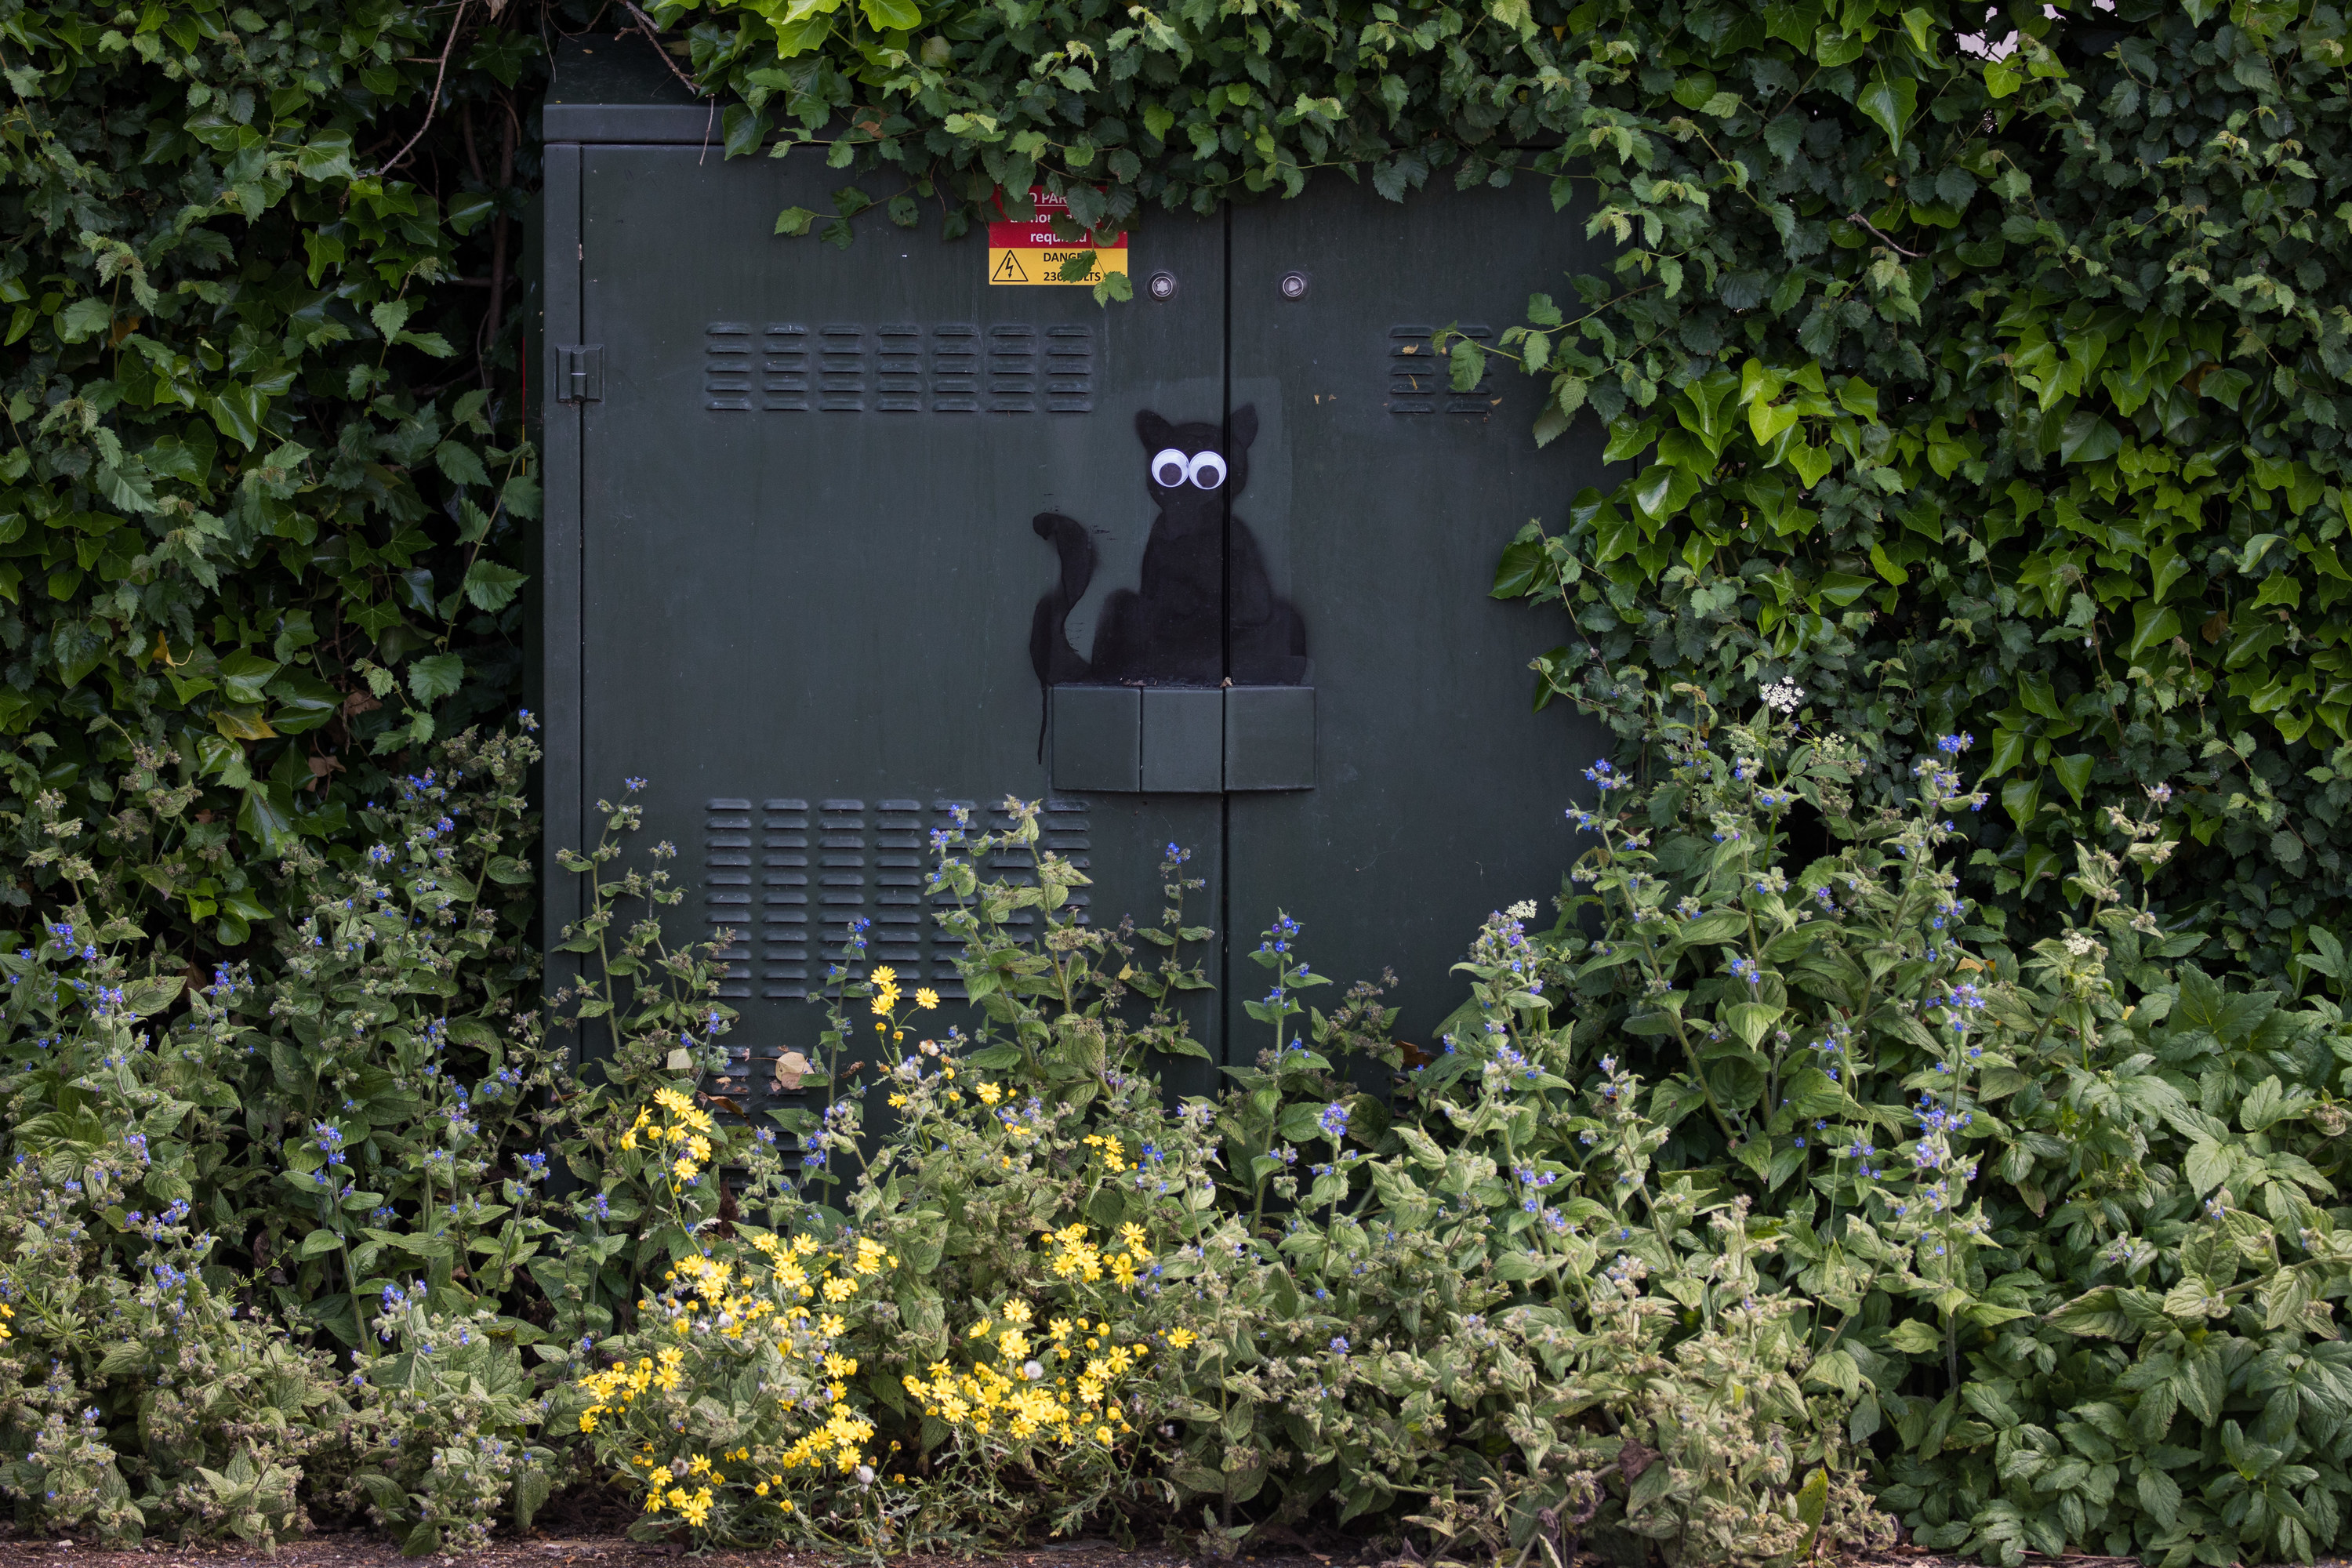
988 186 1128 286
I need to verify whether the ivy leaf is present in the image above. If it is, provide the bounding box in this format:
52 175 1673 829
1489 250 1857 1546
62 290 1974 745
859 0 922 31
2053 753 2093 807
2001 776 2042 829
723 104 769 158
1602 417 1662 465
1492 535 1546 598
348 600 404 639
2127 602 2182 660
204 386 266 450
1855 72 1918 153
216 652 282 706
1632 463 1700 522
1749 401 1798 444
397 568 437 615
1785 443 1833 489
445 191 495 236
213 706 276 743
773 9 835 53
296 129 354 181
238 782 297 855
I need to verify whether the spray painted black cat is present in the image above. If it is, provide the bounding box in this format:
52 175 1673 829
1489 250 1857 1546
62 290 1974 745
1029 406 1308 690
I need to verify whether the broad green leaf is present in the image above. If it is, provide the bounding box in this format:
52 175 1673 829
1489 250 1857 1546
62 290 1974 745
1492 536 1545 598
2127 601 2182 660
216 652 281 705
462 561 528 612
56 297 113 343
1855 73 1918 153
1786 443 1833 489
406 652 466 703
1885 1318 1941 1355
1749 401 1798 444
434 439 491 488
2053 753 2093 807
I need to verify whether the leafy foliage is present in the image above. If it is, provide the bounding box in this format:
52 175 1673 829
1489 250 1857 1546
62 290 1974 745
0 724 575 1544
1512 691 2352 1566
665 0 2352 982
21 0 2352 1558
1465 0 2352 980
561 804 1900 1563
0 0 545 970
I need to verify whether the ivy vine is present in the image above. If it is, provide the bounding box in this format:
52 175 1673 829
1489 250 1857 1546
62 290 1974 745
671 0 2352 978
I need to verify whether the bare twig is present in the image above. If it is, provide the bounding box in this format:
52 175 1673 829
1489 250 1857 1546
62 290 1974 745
488 107 514 344
619 0 708 96
476 103 516 383
375 0 469 177
460 98 485 183
1846 209 1925 259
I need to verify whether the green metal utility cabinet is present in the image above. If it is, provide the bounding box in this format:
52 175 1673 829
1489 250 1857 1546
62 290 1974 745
536 42 1610 1103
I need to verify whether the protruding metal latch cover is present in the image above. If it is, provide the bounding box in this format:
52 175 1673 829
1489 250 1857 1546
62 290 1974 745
554 344 604 404
1049 684 1314 793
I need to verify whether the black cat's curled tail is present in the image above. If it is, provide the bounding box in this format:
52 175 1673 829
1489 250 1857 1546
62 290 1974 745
1029 510 1095 760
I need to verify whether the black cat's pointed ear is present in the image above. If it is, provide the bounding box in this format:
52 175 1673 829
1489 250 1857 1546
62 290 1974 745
1229 405 1258 450
1136 409 1176 449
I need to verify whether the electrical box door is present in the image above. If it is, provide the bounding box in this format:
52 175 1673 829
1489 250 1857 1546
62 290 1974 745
540 41 1609 1107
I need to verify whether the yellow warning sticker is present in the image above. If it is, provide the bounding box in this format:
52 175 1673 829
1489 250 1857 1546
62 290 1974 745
988 245 1129 286
989 187 1130 285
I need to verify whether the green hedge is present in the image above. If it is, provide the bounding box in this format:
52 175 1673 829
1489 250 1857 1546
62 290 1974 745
679 0 2352 985
0 0 543 945
9 0 2352 988
10 0 2352 1557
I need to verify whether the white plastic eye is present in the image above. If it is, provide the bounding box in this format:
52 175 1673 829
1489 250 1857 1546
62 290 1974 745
1186 450 1227 489
1150 448 1190 488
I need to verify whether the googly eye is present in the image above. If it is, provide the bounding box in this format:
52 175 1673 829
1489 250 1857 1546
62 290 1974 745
1150 448 1190 488
1186 450 1227 489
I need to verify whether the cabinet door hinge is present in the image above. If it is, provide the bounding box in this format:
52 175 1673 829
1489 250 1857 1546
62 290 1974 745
554 343 604 404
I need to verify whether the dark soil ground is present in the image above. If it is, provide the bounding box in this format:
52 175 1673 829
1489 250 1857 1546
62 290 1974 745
0 1483 2174 1568
0 1533 2169 1568
0 1537 1367 1568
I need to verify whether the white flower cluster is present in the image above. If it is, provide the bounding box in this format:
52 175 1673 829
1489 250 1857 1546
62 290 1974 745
1761 680 1806 714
